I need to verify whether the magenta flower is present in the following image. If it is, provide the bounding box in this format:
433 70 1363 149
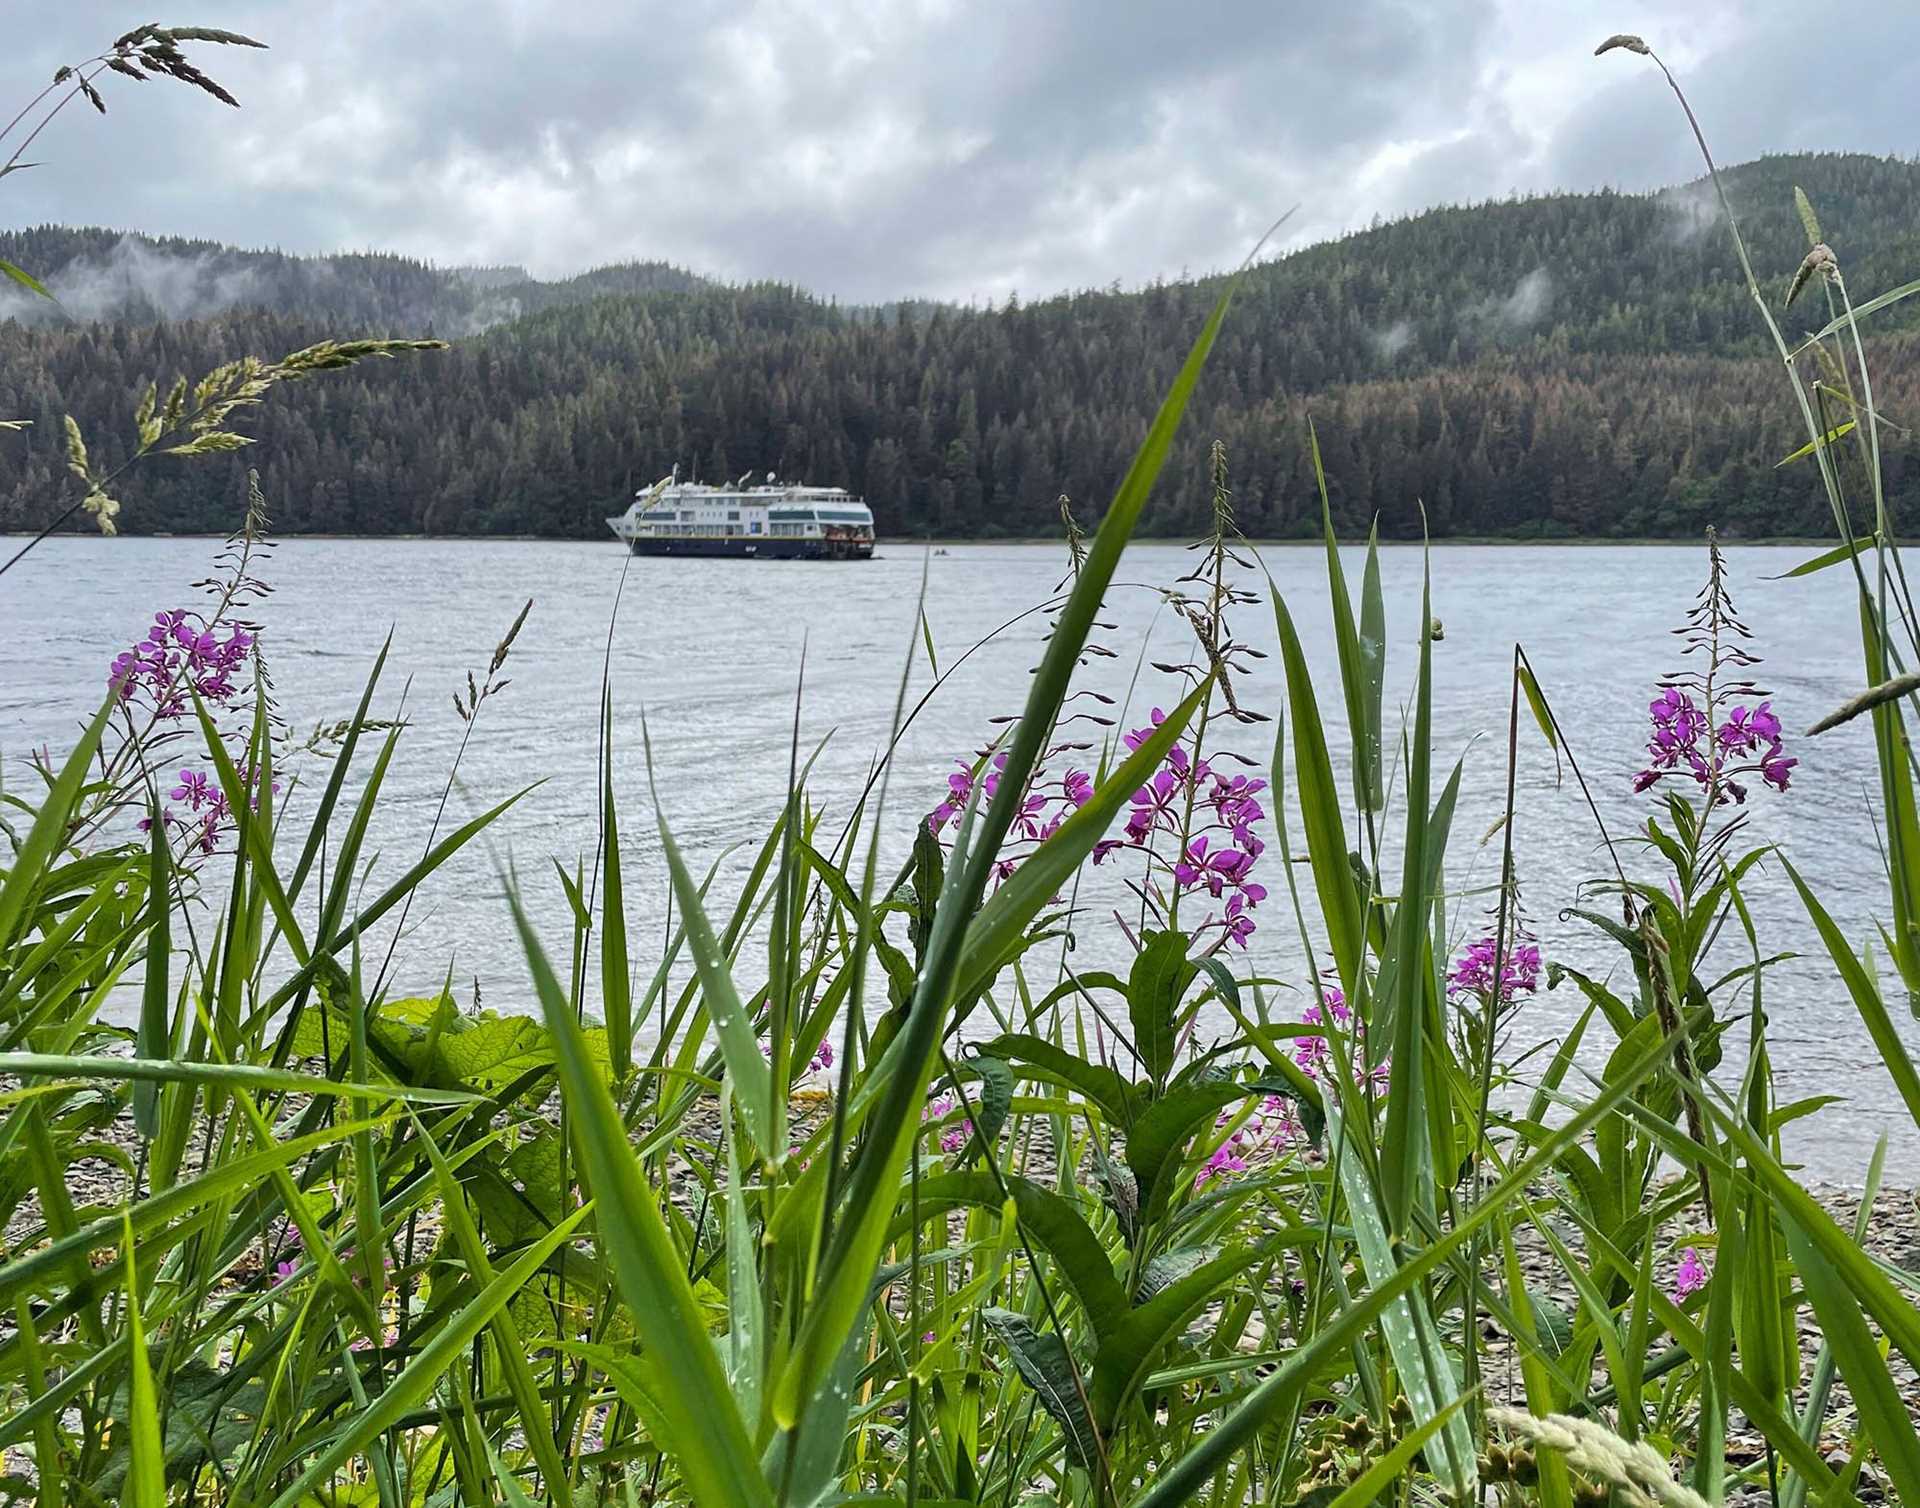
1634 686 1793 804
171 769 211 809
1672 1246 1709 1300
1447 936 1543 1004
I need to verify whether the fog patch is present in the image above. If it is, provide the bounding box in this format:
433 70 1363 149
1370 318 1415 359
0 234 275 323
1466 266 1552 331
1655 179 1722 243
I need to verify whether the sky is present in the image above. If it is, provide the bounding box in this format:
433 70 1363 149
6 2 1918 304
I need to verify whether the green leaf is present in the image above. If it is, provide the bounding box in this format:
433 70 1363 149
602 704 632 1079
1311 418 1382 813
1517 656 1558 755
982 1308 1099 1470
900 1172 1127 1337
1128 928 1195 1085
1775 420 1856 468
958 1051 1014 1158
0 260 52 299
1126 1073 1320 1223
1783 858 1920 1129
1091 1243 1270 1425
975 1033 1138 1124
1768 535 1873 580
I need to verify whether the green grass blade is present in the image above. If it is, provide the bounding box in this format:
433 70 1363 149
602 700 632 1080
1783 857 1920 1128
0 693 113 953
1269 584 1365 999
1311 417 1379 814
132 806 170 1138
121 1215 165 1508
508 881 772 1508
1781 1212 1920 1508
642 724 775 1162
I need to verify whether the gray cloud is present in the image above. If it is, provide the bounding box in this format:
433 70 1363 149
5 2 1918 303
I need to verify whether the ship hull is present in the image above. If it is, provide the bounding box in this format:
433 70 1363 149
622 535 873 561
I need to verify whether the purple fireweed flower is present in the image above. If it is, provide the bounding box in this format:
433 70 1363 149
1672 1246 1709 1300
1635 686 1793 804
939 1120 973 1156
1447 935 1543 1004
1293 988 1351 1076
109 608 257 720
171 769 211 809
1063 769 1094 807
1126 766 1183 843
1123 708 1168 753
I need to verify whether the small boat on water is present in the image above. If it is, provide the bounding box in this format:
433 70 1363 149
607 471 875 560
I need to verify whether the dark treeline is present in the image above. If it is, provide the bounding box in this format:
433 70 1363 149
3 151 1917 540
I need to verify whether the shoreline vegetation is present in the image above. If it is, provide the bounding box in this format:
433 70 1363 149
3 23 1920 1508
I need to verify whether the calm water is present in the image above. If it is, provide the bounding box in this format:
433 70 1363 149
8 536 1915 1179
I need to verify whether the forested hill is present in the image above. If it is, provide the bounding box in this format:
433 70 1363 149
0 227 710 330
3 151 1918 541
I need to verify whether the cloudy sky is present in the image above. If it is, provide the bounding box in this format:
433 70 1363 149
7 2 1917 303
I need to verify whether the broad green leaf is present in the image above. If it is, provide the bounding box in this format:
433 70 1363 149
1127 928 1195 1085
898 1171 1127 1337
976 1033 1138 1124
1090 1243 1271 1426
983 1307 1099 1471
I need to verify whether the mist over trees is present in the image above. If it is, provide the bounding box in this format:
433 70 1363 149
3 151 1917 541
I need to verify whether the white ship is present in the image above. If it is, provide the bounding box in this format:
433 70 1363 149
607 471 875 560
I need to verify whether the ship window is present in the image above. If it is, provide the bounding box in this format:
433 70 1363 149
727 510 740 521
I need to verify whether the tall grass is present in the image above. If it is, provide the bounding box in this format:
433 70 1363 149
2 27 1919 1508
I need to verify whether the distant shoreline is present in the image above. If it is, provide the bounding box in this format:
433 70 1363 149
0 531 1854 549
